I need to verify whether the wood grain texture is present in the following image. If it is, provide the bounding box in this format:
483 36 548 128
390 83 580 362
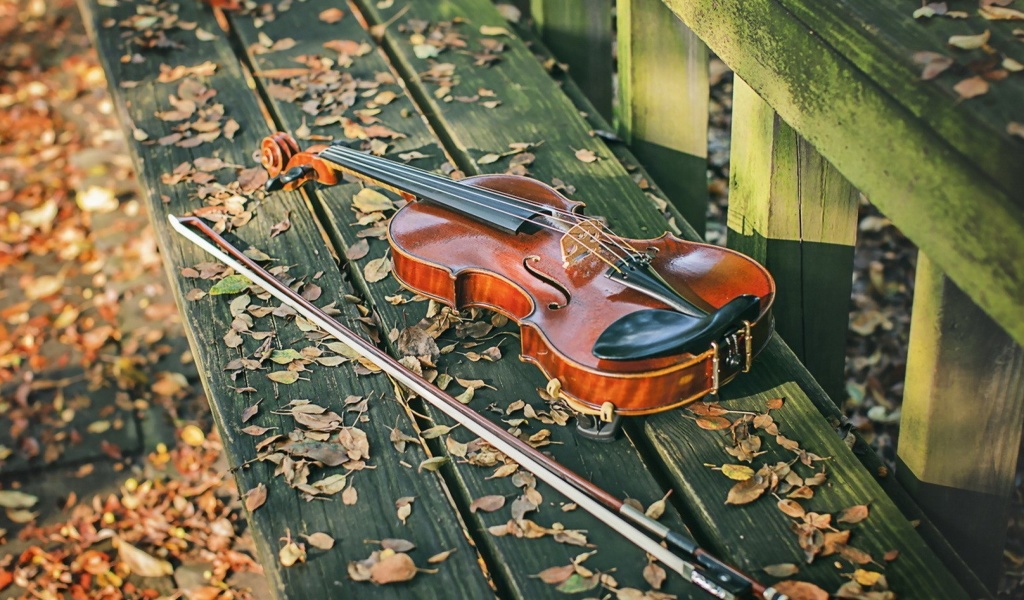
616 0 709 234
77 2 494 598
659 0 1024 350
897 253 1024 586
229 3 701 597
727 78 858 404
529 0 613 120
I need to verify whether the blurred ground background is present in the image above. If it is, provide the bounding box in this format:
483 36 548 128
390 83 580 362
0 0 1020 597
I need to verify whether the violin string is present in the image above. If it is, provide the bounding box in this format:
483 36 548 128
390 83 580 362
321 147 638 266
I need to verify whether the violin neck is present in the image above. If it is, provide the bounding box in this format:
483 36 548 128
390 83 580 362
318 145 542 234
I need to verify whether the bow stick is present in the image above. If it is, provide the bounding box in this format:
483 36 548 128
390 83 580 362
168 214 784 600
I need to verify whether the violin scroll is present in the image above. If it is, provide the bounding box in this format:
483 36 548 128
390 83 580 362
260 132 338 192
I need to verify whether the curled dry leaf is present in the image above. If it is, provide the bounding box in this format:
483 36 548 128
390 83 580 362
370 552 418 584
279 540 307 567
428 548 456 563
245 483 268 511
304 532 335 550
643 561 666 589
913 51 955 80
948 30 991 50
645 489 672 519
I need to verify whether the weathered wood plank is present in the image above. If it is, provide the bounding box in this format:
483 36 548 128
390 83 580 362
350 0 973 597
528 0 613 121
616 0 709 235
897 253 1024 588
659 0 1024 350
229 3 698 597
727 78 858 404
77 2 495 598
777 0 1024 200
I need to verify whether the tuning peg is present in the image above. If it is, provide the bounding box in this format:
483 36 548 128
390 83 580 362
265 165 314 192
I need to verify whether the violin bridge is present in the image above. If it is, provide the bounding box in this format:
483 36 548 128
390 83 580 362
560 220 605 267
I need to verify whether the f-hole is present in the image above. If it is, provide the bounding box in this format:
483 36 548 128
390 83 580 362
523 256 571 309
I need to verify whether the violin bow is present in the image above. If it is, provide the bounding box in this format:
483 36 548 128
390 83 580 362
168 214 785 600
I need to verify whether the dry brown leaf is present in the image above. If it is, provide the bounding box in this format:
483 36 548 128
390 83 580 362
364 256 392 283
574 148 598 163
535 564 575 585
980 6 1024 19
279 540 306 567
837 504 870 524
470 494 506 513
319 7 345 22
762 563 799 577
642 561 666 589
777 499 806 519
342 486 359 505
370 552 417 584
773 580 828 600
948 30 991 50
695 416 732 430
117 540 173 577
725 477 767 505
645 490 672 519
428 549 456 564
913 51 955 80
245 483 268 511
304 532 335 550
953 76 989 99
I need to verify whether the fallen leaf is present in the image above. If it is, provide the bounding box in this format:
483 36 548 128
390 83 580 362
117 540 173 577
953 76 989 99
980 6 1024 19
0 491 38 510
245 483 268 511
721 464 755 481
480 25 510 36
643 562 666 589
574 148 598 163
726 477 767 505
418 456 449 472
470 495 506 513
535 564 575 585
1008 122 1024 140
428 549 455 563
304 532 335 550
948 30 991 50
837 504 870 524
210 274 250 295
364 257 392 283
913 51 954 80
772 580 828 600
370 552 417 584
279 540 306 567
352 188 395 213
854 569 883 587
319 7 344 22
695 416 731 430
268 371 301 384
763 563 800 577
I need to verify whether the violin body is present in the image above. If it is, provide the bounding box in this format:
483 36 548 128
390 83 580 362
261 133 775 418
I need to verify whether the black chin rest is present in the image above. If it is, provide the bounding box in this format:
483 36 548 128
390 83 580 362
592 295 762 361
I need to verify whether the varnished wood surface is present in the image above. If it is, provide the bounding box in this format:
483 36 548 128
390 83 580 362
81 0 982 597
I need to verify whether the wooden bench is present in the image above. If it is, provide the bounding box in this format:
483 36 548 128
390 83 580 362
77 0 1021 597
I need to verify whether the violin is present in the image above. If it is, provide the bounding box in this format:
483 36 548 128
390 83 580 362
259 132 775 434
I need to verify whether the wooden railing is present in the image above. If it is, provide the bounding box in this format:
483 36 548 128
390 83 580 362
526 0 1024 589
